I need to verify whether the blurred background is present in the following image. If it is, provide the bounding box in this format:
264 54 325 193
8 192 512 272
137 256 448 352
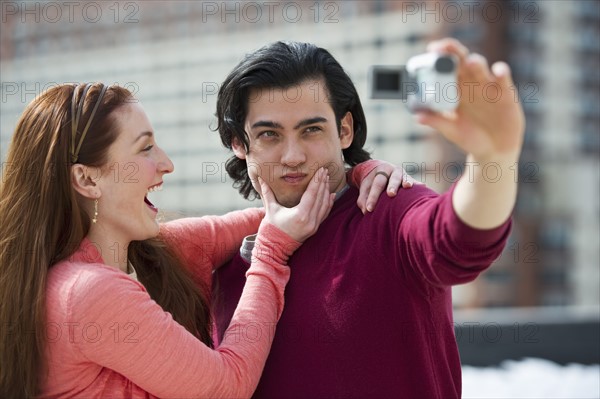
1 0 599 396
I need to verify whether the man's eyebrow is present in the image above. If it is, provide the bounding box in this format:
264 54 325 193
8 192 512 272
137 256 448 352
251 121 284 130
133 131 153 143
293 117 327 130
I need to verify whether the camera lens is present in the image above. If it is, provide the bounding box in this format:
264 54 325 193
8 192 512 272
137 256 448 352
434 56 455 73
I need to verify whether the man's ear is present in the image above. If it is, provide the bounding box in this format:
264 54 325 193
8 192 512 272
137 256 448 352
232 137 247 160
339 112 354 150
71 164 101 199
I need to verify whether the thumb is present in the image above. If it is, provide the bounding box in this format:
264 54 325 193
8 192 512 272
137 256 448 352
257 176 277 210
416 111 460 142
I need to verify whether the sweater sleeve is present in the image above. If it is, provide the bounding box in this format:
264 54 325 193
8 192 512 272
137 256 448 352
159 207 264 283
347 160 379 187
68 223 300 399
395 183 512 287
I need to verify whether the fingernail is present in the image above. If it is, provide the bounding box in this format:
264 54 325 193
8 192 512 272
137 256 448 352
366 204 372 212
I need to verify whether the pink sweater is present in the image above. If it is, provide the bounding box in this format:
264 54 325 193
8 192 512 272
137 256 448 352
41 208 300 398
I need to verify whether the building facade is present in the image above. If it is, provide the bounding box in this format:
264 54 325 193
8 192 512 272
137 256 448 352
1 0 598 307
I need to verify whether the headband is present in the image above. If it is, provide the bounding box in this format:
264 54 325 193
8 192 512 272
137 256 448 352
70 83 108 163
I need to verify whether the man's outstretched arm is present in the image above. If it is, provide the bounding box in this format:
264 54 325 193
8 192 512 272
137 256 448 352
417 38 525 230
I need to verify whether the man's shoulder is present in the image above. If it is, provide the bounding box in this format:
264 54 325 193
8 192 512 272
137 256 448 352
338 184 440 217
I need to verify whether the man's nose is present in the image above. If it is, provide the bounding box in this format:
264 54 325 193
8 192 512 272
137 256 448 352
280 140 306 168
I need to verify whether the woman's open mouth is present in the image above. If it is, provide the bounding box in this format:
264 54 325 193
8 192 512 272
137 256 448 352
145 183 162 212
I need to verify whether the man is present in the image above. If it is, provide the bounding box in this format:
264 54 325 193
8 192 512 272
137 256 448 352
212 38 524 398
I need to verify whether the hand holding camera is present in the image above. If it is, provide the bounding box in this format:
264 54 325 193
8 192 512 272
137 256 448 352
369 38 525 162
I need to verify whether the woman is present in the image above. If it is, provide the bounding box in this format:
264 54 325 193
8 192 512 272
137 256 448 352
0 83 406 398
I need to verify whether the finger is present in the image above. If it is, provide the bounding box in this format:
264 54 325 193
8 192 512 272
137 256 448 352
415 110 460 142
365 174 388 212
320 192 336 223
257 176 277 213
400 173 413 189
296 168 324 213
315 174 334 224
386 169 405 196
403 174 423 187
491 61 514 88
427 38 469 63
357 174 373 214
303 169 330 234
464 53 493 82
248 167 260 195
308 169 328 220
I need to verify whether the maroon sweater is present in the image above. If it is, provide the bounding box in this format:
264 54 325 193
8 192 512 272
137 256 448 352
213 184 511 398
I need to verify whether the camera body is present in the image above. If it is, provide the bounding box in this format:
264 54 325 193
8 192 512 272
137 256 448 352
369 53 459 113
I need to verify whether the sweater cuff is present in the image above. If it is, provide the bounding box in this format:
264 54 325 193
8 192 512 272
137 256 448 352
445 182 513 246
246 223 300 314
347 159 380 188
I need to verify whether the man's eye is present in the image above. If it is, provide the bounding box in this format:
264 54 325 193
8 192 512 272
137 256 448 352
142 145 154 152
258 131 277 138
305 126 322 134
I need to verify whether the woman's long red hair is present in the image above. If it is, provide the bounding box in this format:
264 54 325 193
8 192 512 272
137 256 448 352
0 84 212 398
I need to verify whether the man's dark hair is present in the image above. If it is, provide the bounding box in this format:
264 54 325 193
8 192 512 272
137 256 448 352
215 41 371 199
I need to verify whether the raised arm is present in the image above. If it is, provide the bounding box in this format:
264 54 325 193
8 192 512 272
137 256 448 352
70 168 333 398
160 207 265 275
69 225 294 398
416 38 525 229
393 184 512 287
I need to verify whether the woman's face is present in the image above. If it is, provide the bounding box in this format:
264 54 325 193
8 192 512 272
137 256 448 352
92 101 173 245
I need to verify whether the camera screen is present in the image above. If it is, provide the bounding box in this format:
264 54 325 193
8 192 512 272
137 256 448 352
374 71 401 92
369 66 406 99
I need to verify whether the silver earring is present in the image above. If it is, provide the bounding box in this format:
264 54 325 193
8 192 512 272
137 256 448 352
92 198 98 224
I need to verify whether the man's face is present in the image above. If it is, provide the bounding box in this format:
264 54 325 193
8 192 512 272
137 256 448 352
232 79 354 208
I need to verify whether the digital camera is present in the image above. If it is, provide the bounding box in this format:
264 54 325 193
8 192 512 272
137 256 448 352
369 53 459 113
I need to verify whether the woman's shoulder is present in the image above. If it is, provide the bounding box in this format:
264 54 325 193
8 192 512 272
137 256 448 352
49 258 126 286
47 259 144 314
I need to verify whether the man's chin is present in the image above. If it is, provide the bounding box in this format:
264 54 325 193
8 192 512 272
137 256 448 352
274 193 303 208
271 183 310 208
279 198 302 208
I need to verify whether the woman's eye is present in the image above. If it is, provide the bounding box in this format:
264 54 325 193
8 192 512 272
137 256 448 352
142 145 154 152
